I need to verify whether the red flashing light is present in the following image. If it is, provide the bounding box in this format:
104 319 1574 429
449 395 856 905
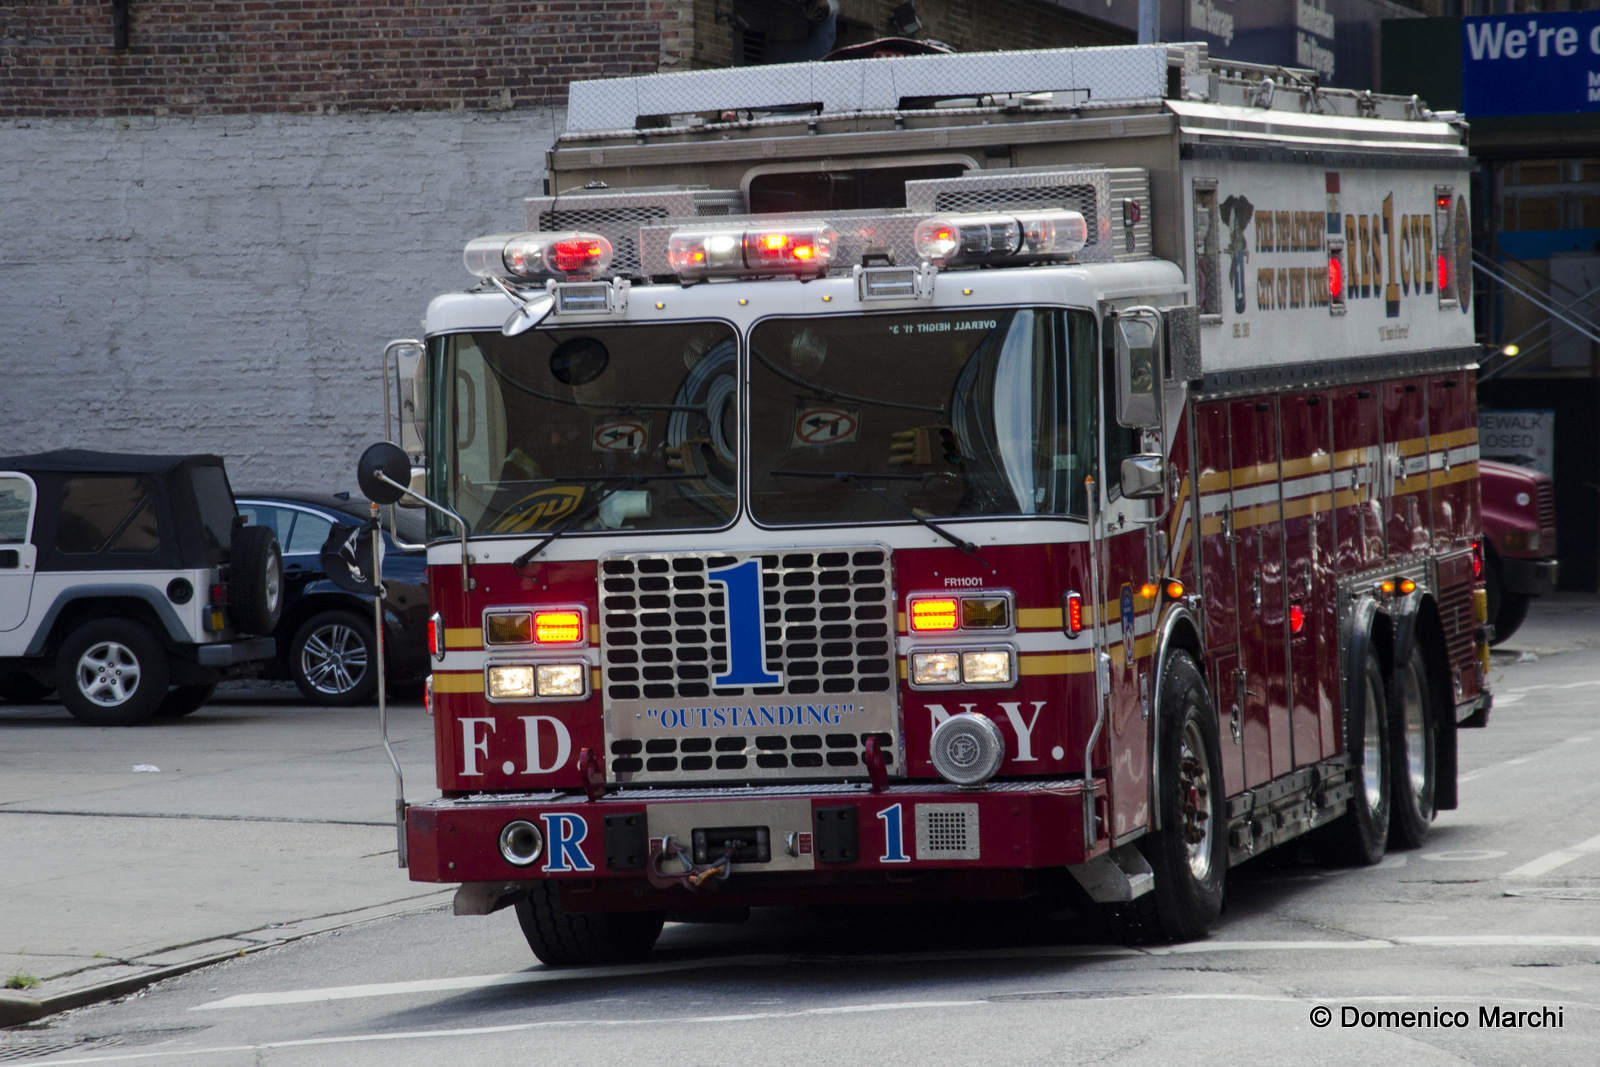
1289 604 1305 634
1438 252 1449 294
1472 540 1484 579
533 610 584 645
549 238 606 273
209 583 228 605
1065 592 1084 637
910 598 960 632
1437 195 1452 209
427 614 443 658
1327 253 1343 300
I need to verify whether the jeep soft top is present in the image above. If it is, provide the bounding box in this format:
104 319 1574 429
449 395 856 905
0 450 285 724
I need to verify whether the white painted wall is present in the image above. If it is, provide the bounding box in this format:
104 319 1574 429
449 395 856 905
0 109 564 492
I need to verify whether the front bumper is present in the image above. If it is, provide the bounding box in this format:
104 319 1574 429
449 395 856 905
1501 557 1559 597
406 779 1104 894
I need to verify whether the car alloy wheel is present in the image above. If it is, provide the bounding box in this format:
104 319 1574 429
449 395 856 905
76 640 143 707
300 621 369 696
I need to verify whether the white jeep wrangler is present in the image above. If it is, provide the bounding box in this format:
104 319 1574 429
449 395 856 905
0 451 282 725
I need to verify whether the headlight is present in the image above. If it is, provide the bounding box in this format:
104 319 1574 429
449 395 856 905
536 663 586 697
911 651 962 685
961 650 1012 685
487 665 536 699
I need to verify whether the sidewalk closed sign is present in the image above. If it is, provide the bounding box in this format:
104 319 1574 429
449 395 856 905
1463 11 1600 116
1479 410 1554 478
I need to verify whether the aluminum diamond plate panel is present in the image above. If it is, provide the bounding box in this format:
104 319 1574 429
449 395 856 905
567 45 1170 131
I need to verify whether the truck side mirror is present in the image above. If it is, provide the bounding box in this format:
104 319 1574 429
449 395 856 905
1115 311 1162 429
359 442 412 506
1120 453 1166 499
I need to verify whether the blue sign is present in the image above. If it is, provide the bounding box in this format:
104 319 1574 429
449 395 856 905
1462 11 1600 117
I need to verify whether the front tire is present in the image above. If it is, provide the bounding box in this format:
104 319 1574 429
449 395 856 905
1109 651 1226 944
1388 644 1436 849
1317 646 1391 865
55 619 171 726
513 883 665 966
290 610 377 706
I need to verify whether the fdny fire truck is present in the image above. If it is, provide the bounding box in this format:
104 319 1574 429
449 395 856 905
357 42 1491 964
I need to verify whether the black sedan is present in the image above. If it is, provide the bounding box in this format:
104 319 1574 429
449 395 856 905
236 493 429 705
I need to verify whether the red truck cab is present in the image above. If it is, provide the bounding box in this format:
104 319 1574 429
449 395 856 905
1478 459 1559 643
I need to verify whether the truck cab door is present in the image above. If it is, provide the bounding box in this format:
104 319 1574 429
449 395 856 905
0 473 39 632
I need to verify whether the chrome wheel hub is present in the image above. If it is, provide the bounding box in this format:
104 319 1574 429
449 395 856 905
1178 717 1213 881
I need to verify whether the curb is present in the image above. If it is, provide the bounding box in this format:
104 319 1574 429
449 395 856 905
2 891 454 1028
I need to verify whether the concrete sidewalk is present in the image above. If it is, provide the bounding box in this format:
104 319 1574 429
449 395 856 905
0 683 446 1023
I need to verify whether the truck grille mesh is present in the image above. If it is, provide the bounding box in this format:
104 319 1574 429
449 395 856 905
1537 481 1556 532
599 547 899 781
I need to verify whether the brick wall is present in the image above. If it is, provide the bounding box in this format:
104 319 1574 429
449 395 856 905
0 1 666 118
0 110 562 491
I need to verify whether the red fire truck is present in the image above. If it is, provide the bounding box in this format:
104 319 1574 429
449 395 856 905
359 42 1491 963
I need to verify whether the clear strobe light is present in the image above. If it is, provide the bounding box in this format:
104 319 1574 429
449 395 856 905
914 210 1088 267
463 231 614 281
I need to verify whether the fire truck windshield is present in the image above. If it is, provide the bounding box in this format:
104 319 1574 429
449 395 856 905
434 321 740 536
749 308 1096 526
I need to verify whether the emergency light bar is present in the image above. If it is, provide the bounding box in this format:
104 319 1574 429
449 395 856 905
913 209 1088 267
464 231 614 281
666 222 837 279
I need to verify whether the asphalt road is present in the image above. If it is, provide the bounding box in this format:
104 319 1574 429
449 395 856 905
4 601 1600 1065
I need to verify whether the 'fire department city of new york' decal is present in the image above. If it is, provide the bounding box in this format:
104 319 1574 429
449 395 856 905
601 551 901 774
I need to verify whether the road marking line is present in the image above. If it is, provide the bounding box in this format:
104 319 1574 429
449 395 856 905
1503 833 1600 879
192 934 1600 1012
46 991 1600 1064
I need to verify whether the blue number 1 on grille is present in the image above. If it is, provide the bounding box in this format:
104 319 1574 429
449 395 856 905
707 559 781 687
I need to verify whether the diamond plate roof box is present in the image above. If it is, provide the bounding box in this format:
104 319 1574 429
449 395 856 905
565 45 1169 132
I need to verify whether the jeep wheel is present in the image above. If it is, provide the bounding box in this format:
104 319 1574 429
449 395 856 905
290 610 377 706
231 524 284 636
56 620 171 726
0 671 53 704
154 683 218 718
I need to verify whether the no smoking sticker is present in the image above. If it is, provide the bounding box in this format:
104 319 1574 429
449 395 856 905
592 418 649 453
791 406 860 447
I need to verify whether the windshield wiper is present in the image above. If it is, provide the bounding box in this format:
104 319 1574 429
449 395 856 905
767 469 991 569
511 472 705 568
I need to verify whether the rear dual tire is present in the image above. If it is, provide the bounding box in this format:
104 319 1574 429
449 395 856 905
1388 644 1436 850
1316 647 1391 866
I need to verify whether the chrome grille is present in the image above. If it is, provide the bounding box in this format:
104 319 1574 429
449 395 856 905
1537 481 1556 532
599 547 901 783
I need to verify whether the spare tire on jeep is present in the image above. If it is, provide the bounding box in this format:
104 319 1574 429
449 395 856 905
230 524 283 635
